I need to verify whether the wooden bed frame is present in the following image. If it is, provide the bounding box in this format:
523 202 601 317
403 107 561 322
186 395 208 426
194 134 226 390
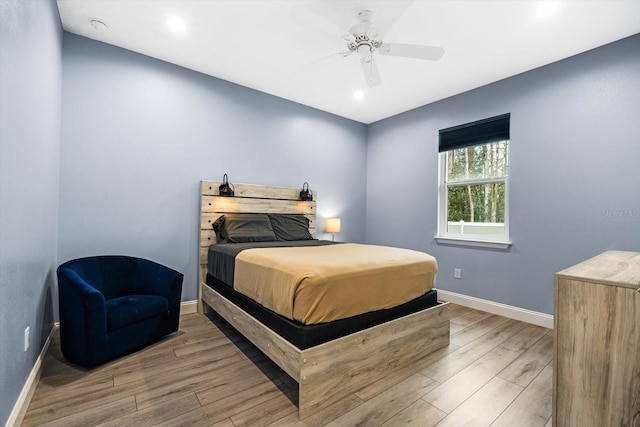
198 180 450 419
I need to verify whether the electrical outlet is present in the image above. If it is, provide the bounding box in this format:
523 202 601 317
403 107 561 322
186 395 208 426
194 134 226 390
454 268 461 279
24 326 30 352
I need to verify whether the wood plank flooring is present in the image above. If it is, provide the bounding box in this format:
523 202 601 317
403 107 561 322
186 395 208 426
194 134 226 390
22 304 553 426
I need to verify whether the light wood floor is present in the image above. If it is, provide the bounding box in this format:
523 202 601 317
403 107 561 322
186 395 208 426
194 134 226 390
22 304 553 426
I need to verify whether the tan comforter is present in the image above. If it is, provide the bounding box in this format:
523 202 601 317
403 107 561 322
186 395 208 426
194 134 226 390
234 243 437 324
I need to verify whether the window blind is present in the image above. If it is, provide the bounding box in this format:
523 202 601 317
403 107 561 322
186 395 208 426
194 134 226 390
439 113 510 152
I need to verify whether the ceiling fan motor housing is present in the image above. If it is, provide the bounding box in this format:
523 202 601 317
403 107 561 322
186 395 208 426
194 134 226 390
348 34 382 56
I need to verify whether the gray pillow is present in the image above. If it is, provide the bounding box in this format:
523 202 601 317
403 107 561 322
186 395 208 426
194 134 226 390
213 214 277 243
268 214 313 241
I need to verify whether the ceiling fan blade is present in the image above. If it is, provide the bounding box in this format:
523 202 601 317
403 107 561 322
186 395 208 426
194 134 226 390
369 1 413 36
301 1 357 36
304 51 352 70
379 43 445 60
361 55 381 88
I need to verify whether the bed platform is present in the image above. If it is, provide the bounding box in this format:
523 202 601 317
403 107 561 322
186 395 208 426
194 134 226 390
198 180 450 419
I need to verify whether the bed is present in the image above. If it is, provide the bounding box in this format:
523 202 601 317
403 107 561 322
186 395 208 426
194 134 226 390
198 180 450 419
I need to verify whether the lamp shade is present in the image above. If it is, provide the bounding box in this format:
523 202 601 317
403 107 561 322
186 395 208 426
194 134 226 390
325 218 341 234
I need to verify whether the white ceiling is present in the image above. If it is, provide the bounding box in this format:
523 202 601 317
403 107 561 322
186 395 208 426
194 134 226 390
56 0 640 124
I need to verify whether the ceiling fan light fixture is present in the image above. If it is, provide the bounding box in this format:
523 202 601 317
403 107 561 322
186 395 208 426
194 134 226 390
357 44 372 59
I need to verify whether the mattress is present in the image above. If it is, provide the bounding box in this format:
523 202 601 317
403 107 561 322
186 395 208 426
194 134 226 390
207 240 336 287
205 274 439 350
208 241 438 325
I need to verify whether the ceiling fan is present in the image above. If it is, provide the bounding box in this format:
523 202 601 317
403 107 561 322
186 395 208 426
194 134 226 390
309 7 445 88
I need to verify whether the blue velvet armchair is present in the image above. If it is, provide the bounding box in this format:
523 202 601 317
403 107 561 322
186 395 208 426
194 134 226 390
57 256 183 368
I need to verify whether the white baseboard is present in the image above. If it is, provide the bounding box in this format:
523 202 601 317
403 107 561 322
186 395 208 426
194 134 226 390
5 323 58 427
437 289 554 329
181 300 198 314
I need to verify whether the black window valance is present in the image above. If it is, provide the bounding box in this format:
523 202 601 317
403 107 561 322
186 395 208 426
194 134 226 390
439 113 510 152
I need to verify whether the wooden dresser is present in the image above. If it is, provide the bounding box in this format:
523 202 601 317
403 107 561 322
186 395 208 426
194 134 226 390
553 250 640 427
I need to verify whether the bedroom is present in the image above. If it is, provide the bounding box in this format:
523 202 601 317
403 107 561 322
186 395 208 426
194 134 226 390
1 0 639 425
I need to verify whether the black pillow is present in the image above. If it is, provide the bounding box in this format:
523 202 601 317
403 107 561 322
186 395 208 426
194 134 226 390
213 214 277 243
268 214 313 241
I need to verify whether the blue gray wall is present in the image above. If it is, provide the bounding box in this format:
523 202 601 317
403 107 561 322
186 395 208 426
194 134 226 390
0 0 62 423
58 33 368 302
366 34 640 315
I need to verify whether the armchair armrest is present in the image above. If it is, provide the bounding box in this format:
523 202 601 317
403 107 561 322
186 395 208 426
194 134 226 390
57 267 108 364
58 268 107 326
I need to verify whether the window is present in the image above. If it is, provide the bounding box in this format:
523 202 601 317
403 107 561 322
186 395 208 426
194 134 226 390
437 114 511 248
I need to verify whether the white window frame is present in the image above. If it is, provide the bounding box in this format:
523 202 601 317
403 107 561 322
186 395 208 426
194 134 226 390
436 143 512 249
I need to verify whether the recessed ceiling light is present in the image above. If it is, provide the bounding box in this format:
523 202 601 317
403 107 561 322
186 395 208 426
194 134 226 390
167 17 186 33
89 18 107 31
353 91 364 101
535 1 559 19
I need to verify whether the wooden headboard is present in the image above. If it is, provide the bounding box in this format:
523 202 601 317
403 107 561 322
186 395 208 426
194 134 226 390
198 180 316 309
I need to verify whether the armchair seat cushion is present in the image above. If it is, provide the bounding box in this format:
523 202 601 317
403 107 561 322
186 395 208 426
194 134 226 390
106 295 169 332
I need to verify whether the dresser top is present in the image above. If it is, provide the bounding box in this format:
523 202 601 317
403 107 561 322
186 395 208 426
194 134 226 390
557 250 640 289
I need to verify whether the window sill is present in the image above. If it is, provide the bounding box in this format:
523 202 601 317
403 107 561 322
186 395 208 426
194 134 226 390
435 236 512 250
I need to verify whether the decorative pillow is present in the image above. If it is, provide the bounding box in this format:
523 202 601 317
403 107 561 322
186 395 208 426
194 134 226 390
268 214 313 241
213 214 277 243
